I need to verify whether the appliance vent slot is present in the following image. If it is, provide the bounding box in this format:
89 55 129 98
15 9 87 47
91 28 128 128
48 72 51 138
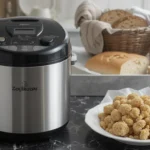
11 19 39 22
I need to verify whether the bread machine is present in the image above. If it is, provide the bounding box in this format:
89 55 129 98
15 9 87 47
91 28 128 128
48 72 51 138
0 17 73 141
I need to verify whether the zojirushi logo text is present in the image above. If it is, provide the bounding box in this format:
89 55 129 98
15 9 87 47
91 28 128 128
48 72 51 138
12 81 38 92
12 86 38 92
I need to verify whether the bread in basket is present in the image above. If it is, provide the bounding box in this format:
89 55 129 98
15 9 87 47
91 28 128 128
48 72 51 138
75 1 150 56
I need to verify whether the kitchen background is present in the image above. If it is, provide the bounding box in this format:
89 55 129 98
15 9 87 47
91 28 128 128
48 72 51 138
1 0 150 41
1 0 150 24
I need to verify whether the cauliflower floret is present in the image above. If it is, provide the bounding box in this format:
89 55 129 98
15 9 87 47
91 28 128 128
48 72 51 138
130 108 140 119
112 122 129 137
122 115 134 126
140 104 150 112
104 115 112 125
145 117 150 125
127 99 132 104
127 93 139 100
111 109 121 122
125 118 134 126
140 128 149 140
144 99 150 106
104 104 114 115
114 96 127 105
141 95 150 102
113 100 121 109
146 125 150 129
114 96 126 101
130 97 143 108
98 113 106 121
100 121 106 129
120 99 127 104
118 104 132 115
108 122 114 129
133 120 146 134
141 111 150 118
136 115 144 122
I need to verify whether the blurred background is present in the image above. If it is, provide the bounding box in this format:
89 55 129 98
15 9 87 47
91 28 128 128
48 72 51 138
0 0 149 75
1 0 149 26
0 0 149 48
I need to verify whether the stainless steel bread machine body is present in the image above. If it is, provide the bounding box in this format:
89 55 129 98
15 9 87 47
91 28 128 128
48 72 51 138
0 17 72 137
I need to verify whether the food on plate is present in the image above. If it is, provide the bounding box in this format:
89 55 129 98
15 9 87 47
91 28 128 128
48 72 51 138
129 108 140 118
85 52 149 75
118 104 132 115
133 120 146 134
99 9 132 25
112 15 148 29
140 128 150 140
104 104 114 115
112 122 129 136
111 109 121 122
98 93 150 140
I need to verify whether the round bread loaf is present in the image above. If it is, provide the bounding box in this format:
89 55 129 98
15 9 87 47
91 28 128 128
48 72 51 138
113 15 148 29
99 9 132 25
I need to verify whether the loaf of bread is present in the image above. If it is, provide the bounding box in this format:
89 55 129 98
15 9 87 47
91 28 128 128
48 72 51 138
85 52 149 75
99 9 132 25
113 16 148 29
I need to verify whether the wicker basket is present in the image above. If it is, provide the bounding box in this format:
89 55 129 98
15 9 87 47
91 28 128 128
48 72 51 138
102 27 150 56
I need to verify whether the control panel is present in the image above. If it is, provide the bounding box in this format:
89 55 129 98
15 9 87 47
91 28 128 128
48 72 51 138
0 18 65 52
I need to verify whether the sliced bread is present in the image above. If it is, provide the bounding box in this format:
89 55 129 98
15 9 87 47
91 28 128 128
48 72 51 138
99 9 132 25
85 52 149 75
113 15 148 29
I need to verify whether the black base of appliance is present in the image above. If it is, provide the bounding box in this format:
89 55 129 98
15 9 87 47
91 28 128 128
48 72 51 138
0 122 68 143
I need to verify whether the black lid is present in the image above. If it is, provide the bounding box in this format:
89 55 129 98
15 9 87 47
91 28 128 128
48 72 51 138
0 17 71 67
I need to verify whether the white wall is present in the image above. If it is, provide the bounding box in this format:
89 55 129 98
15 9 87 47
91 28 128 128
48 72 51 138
56 0 149 21
95 0 144 9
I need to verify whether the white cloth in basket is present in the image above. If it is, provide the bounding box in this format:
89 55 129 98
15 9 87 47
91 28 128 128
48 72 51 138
80 20 115 54
75 0 102 28
131 6 150 25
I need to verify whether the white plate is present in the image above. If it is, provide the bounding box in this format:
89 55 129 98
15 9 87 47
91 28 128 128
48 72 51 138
85 102 150 146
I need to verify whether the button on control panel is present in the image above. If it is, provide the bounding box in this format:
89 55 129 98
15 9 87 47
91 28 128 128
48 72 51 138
40 36 54 46
40 35 59 46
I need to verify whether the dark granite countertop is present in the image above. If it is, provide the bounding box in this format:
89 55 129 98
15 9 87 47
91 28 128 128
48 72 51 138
0 97 150 150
